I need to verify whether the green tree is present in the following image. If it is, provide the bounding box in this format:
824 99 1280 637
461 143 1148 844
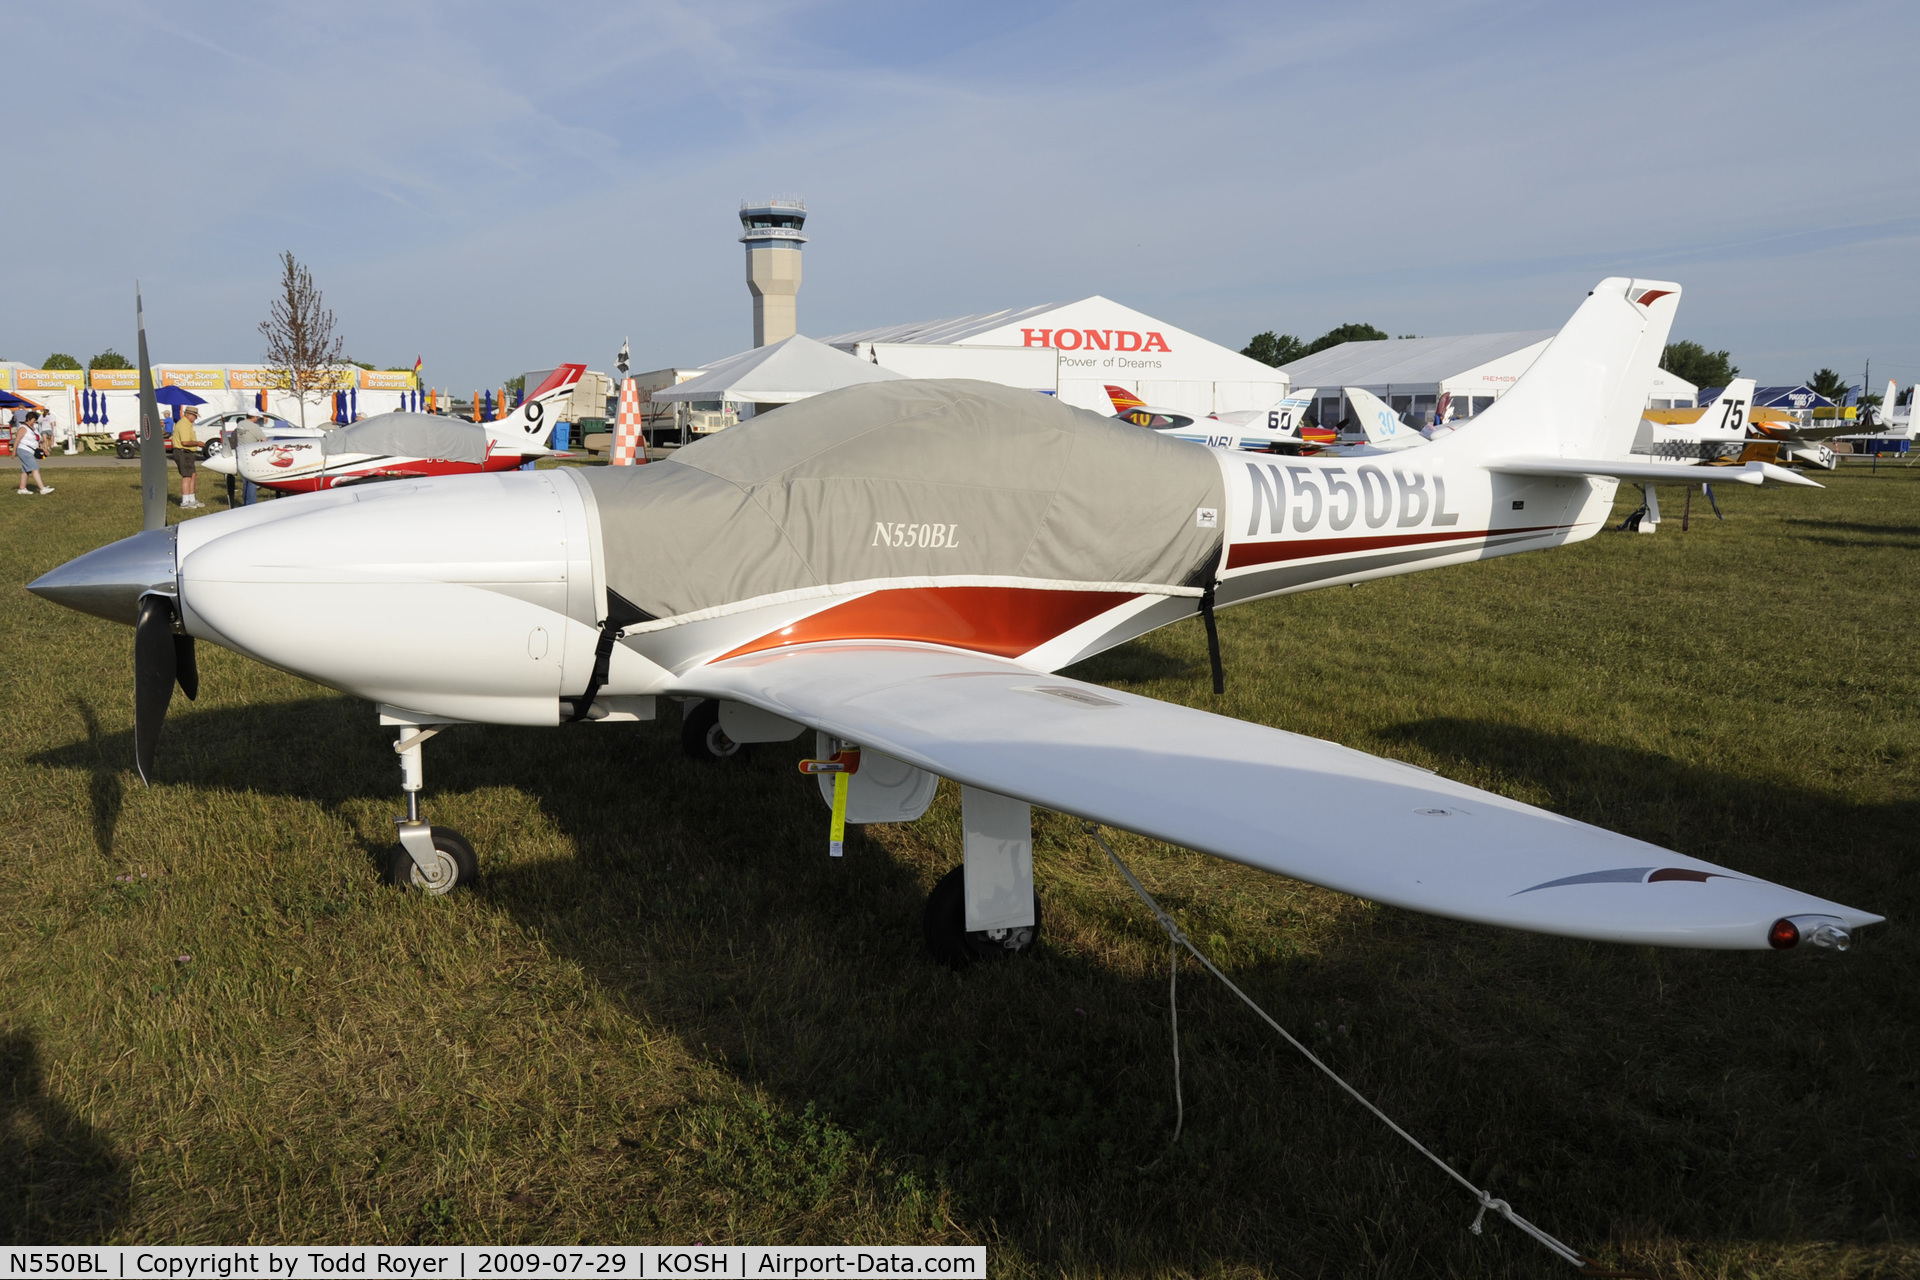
1661 340 1739 387
1302 323 1389 359
41 353 81 370
504 375 526 395
88 349 132 370
1807 368 1849 402
1241 332 1306 367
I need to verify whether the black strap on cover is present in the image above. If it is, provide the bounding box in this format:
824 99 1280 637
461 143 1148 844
1200 582 1225 696
567 589 654 722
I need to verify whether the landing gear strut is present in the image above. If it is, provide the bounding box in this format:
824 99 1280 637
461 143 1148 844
386 726 478 894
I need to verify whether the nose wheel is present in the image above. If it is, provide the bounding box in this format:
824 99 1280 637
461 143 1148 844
386 724 479 893
384 826 478 894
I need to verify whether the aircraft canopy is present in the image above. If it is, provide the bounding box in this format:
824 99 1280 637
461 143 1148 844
577 378 1227 623
322 413 491 463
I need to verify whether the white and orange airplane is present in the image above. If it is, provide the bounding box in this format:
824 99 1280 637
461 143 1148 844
198 366 585 493
33 279 1871 970
1107 384 1336 453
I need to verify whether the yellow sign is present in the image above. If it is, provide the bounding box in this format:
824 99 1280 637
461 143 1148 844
159 367 227 390
90 369 140 389
225 367 272 390
17 368 83 390
359 369 418 390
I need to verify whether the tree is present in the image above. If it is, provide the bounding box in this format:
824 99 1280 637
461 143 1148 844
1302 323 1389 359
503 375 527 395
89 349 132 370
258 250 347 428
1661 340 1739 388
1242 332 1306 367
42 353 81 370
1807 368 1849 403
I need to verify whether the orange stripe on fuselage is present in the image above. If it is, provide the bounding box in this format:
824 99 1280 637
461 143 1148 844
716 586 1141 662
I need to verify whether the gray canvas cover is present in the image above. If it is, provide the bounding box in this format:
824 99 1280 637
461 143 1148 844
322 413 490 463
575 379 1226 622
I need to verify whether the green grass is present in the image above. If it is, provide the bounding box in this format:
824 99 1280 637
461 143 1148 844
1 467 1914 1276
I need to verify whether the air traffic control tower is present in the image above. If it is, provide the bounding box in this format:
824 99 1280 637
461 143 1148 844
740 198 807 347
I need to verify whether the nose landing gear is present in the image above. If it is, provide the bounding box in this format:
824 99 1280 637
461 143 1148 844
386 724 478 894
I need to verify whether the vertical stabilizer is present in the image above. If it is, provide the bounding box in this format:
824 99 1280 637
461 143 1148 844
1344 386 1420 447
1438 278 1681 461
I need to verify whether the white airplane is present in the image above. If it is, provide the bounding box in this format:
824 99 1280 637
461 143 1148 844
1107 384 1335 453
1832 378 1917 453
1322 386 1428 454
31 279 1873 970
1631 379 1756 465
198 366 585 494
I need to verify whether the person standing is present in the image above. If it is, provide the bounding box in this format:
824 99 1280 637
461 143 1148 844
14 411 53 495
174 406 202 508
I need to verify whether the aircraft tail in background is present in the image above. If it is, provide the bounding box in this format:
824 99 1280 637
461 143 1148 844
1105 384 1147 414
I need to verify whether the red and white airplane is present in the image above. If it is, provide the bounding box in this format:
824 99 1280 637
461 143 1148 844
1107 384 1335 453
198 365 585 493
32 279 1872 968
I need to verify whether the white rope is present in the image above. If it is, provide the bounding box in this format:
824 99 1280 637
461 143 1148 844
1085 822 1595 1272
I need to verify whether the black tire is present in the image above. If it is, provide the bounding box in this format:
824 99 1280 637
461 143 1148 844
923 865 1041 970
115 440 136 459
384 826 479 895
680 699 748 762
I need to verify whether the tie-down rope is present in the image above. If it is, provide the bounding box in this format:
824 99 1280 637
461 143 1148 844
1084 822 1631 1275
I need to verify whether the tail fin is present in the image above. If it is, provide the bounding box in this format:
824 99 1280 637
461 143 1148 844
1697 377 1756 435
1344 386 1416 446
529 363 586 401
1105 384 1145 413
487 362 588 456
1440 278 1681 460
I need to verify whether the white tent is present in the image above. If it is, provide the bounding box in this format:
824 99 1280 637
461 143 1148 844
651 335 907 416
822 296 1288 417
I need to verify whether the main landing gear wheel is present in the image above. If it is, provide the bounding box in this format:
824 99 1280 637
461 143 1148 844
384 826 479 895
924 865 1041 970
681 698 749 762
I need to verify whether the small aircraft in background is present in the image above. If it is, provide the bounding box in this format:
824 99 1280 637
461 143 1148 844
33 277 1868 970
1107 384 1334 453
1632 379 1758 465
1322 387 1428 453
198 366 584 493
1831 378 1917 457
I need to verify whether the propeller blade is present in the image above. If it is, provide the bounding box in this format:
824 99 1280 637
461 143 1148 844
134 595 177 784
136 285 167 533
174 633 198 702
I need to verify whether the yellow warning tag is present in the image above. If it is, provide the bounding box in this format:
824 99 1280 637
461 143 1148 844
829 771 849 857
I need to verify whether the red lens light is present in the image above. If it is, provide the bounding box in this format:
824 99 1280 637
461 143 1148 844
1768 918 1800 950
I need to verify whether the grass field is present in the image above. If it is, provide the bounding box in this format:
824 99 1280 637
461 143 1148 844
1 464 1915 1276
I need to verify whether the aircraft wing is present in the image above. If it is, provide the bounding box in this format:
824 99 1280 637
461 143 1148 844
678 643 1878 949
1489 457 1822 487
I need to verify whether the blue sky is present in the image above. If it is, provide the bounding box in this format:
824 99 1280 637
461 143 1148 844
6 0 1916 390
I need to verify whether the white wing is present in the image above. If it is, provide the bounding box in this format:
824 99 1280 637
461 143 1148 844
679 643 1879 950
1490 457 1822 487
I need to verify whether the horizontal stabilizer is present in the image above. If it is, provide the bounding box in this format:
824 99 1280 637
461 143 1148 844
678 643 1876 949
1489 457 1822 488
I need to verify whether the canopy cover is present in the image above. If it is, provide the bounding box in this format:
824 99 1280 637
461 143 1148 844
576 378 1227 622
322 413 491 463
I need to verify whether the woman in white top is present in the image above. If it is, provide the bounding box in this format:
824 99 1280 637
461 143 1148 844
14 412 53 495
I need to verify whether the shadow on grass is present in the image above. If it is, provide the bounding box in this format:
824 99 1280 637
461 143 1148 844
27 696 1920 1266
1783 516 1920 538
0 1032 129 1244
